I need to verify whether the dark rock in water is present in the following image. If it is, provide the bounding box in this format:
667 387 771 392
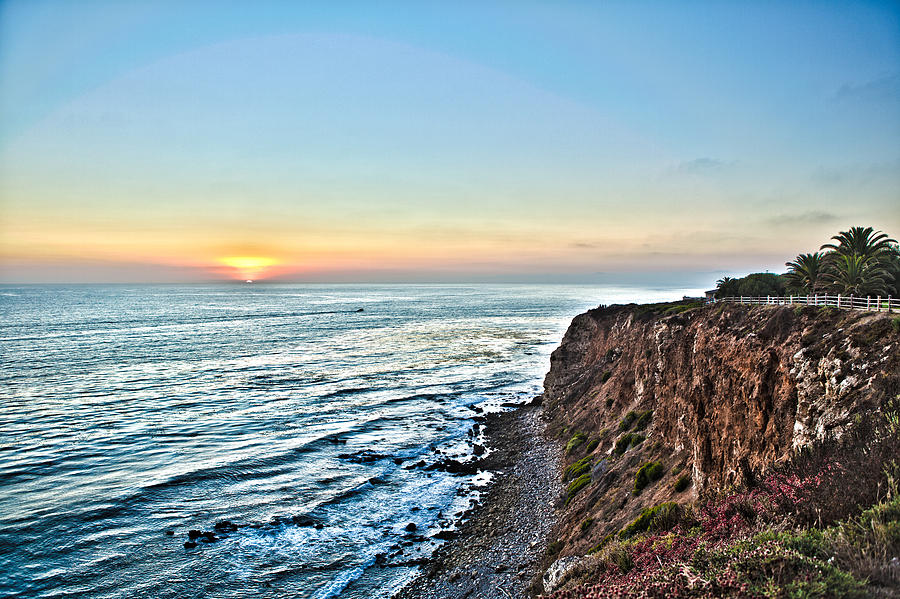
314 523 324 530
214 520 238 533
187 530 202 540
368 476 388 485
501 401 520 408
355 308 364 312
393 457 404 465
291 515 322 527
405 522 417 532
530 394 543 406
338 450 393 463
184 541 197 549
375 552 388 566
473 444 486 456
410 506 421 512
432 529 458 540
164 530 175 536
200 531 217 542
473 406 484 413
426 458 480 475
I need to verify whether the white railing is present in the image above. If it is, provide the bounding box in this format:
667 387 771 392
713 295 899 312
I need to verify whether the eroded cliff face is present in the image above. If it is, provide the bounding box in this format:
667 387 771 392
541 302 900 564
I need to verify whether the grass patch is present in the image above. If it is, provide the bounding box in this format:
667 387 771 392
633 460 665 494
633 410 653 430
619 502 681 539
585 438 601 453
587 533 614 555
601 371 611 383
619 410 653 432
580 517 595 532
566 473 592 504
563 456 592 481
892 316 900 333
613 432 645 456
674 473 691 492
566 431 588 454
618 411 638 431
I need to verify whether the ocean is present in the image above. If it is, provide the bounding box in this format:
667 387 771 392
0 284 698 598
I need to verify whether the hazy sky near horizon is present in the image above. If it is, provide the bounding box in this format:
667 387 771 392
1 1 898 285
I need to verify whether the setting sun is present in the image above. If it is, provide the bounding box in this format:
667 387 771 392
218 256 279 281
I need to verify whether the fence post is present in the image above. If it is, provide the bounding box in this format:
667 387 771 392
814 294 818 306
877 296 881 312
837 294 841 308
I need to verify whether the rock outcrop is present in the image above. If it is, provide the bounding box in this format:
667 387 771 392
541 301 900 563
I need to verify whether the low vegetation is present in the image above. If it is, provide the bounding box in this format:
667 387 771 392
566 431 587 454
542 396 900 599
633 461 664 495
613 432 645 456
566 473 592 504
564 456 592 481
673 473 691 492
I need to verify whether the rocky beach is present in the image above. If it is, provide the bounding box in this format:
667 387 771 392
394 403 563 598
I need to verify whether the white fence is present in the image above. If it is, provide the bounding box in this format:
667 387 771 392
713 295 899 312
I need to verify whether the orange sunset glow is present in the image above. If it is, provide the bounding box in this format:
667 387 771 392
218 256 280 281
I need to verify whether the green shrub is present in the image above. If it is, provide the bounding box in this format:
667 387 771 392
566 473 592 504
563 456 591 480
634 410 653 430
585 438 601 453
565 431 587 454
674 473 691 492
619 411 638 431
892 316 900 333
671 464 683 475
605 397 614 408
546 540 563 556
580 517 595 531
601 371 612 383
605 348 617 360
633 460 665 494
620 502 680 539
613 432 645 456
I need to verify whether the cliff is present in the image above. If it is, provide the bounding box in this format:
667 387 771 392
539 301 900 595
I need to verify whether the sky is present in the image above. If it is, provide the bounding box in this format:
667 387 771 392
1 1 898 285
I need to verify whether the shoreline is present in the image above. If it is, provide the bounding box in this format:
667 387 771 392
392 403 562 598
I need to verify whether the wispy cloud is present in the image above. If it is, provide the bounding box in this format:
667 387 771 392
763 210 839 226
672 157 735 176
835 73 900 103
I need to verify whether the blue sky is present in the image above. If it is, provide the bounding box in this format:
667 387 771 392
1 1 898 283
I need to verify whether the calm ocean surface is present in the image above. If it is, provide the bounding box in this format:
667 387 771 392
0 284 697 598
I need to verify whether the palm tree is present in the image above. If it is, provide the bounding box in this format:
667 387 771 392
821 226 897 261
716 276 735 288
825 253 890 296
784 252 825 294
